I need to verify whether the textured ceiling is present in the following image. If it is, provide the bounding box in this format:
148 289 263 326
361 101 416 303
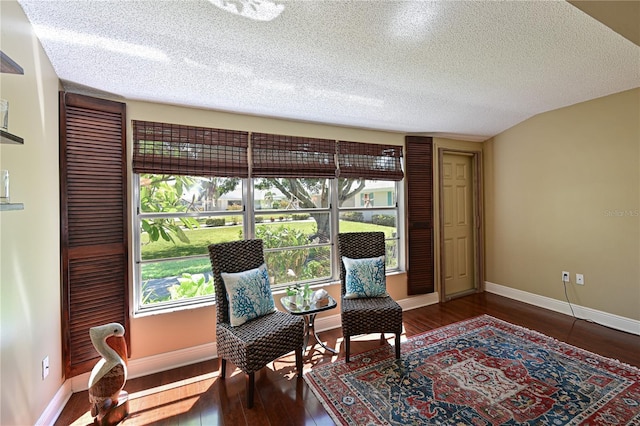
17 0 640 141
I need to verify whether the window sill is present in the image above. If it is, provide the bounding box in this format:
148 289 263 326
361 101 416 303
132 298 216 318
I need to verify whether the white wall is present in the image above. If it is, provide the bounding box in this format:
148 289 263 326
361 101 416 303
0 1 63 424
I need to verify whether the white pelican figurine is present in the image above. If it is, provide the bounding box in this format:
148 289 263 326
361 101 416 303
88 323 128 424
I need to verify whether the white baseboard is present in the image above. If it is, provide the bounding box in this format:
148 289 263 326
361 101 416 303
485 281 640 335
398 292 440 311
35 380 72 425
40 291 441 424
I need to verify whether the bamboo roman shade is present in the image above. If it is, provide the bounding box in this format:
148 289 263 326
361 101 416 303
132 120 249 177
133 124 403 181
251 132 337 178
337 141 404 181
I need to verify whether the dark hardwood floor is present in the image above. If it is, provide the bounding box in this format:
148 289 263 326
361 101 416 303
55 292 640 425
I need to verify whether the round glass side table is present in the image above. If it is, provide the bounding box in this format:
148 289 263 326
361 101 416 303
280 294 338 355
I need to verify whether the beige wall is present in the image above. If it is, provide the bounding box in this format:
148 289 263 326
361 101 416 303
0 2 62 425
484 88 640 320
125 100 409 358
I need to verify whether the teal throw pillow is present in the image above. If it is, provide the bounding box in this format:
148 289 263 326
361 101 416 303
343 255 387 299
221 263 275 327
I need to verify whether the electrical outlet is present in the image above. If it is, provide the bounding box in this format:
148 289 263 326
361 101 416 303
42 356 49 380
562 271 570 283
576 274 584 285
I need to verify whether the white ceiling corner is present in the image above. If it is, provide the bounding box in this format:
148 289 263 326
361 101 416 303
16 0 640 141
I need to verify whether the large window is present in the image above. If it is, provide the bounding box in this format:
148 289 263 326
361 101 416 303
133 121 403 314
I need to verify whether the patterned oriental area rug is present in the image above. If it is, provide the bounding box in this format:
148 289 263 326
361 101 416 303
304 315 640 425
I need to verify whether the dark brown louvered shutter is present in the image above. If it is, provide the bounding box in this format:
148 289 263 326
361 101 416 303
251 133 336 178
60 92 129 377
337 141 404 181
405 136 434 294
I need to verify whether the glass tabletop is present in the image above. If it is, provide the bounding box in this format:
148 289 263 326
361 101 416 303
280 294 337 315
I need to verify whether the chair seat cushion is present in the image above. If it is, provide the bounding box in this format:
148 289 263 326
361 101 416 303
341 295 402 336
343 255 387 299
217 311 305 373
221 263 275 326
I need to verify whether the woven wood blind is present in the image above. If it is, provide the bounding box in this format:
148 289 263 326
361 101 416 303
337 141 404 181
132 120 249 177
405 136 434 294
251 132 336 178
60 92 129 377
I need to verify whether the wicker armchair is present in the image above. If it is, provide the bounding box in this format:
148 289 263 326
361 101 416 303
337 232 403 362
208 239 304 408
